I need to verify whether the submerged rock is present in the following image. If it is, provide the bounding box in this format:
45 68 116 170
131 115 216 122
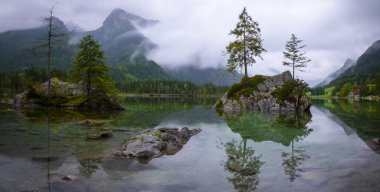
214 71 312 113
365 138 380 154
32 156 59 162
87 130 113 140
114 127 201 163
62 175 78 181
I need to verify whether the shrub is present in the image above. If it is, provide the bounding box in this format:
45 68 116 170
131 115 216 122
226 75 268 100
272 79 310 105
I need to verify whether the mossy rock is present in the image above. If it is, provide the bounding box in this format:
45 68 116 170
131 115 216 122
227 75 268 100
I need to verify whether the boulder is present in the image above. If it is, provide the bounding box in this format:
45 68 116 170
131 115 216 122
214 71 311 113
114 127 201 163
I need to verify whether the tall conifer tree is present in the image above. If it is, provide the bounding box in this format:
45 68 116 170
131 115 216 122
226 7 266 77
283 34 311 79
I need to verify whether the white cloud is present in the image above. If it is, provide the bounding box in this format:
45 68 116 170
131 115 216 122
1 0 380 85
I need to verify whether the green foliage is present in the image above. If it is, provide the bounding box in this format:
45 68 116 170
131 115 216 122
227 75 268 99
226 7 266 77
0 68 67 95
215 100 223 108
324 86 335 96
70 34 116 99
337 83 352 97
222 139 264 192
320 40 380 97
119 79 227 96
272 80 310 105
283 34 311 79
151 132 162 138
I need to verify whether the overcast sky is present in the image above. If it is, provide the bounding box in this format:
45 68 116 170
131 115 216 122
1 0 380 85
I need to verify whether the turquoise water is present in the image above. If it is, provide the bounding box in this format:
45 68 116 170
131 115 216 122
0 98 379 192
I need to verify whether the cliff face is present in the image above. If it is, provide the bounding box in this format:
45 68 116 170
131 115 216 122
215 71 311 113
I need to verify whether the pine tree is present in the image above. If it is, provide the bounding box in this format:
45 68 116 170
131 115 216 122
283 34 311 79
70 34 116 99
226 7 266 77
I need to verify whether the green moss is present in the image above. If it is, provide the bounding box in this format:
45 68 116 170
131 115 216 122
136 136 145 141
226 75 268 100
64 96 87 106
215 100 223 108
151 132 162 138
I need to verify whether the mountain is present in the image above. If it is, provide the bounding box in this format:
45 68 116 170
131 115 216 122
320 39 380 95
166 66 241 86
0 17 74 71
89 9 158 64
0 8 237 85
315 58 356 87
0 9 169 81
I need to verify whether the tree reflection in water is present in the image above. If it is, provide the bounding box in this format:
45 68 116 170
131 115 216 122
279 113 312 182
221 139 264 192
281 142 309 182
78 158 101 178
220 110 313 184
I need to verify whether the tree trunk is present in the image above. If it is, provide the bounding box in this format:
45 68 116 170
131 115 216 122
87 72 91 100
292 60 295 79
243 28 247 77
47 12 52 98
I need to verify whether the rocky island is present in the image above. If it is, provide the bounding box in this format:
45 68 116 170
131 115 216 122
114 127 201 163
215 71 311 113
14 78 124 110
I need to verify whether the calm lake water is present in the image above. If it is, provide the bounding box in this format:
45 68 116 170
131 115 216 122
0 97 380 192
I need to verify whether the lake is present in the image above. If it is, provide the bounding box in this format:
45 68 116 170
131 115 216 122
0 97 380 192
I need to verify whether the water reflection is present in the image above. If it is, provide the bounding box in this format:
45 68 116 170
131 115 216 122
78 158 101 178
314 99 380 154
219 110 313 186
222 111 313 147
220 139 264 192
281 143 309 182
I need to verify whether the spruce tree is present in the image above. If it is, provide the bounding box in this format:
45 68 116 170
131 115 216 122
283 34 311 79
70 34 115 99
226 7 266 77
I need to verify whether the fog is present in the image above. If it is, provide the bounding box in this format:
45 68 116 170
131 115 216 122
1 0 380 85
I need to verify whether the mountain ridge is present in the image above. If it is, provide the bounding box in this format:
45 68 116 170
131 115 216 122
0 8 238 85
315 58 356 87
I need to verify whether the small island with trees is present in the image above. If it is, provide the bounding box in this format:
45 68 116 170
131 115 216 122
215 7 312 113
14 34 124 110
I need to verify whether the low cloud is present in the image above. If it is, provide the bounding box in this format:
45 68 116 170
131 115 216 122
1 0 380 85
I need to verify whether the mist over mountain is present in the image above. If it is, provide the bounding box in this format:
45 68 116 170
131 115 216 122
0 8 238 85
165 66 241 85
316 58 356 87
0 17 74 71
320 39 380 90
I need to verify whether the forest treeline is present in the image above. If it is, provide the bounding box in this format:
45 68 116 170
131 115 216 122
0 68 228 96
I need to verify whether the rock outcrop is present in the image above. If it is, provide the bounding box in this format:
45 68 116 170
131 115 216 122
114 127 201 163
215 71 311 113
14 78 124 110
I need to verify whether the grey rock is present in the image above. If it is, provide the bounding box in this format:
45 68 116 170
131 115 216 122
257 83 267 92
282 71 293 82
215 70 311 113
263 79 274 90
115 127 201 163
272 73 285 86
